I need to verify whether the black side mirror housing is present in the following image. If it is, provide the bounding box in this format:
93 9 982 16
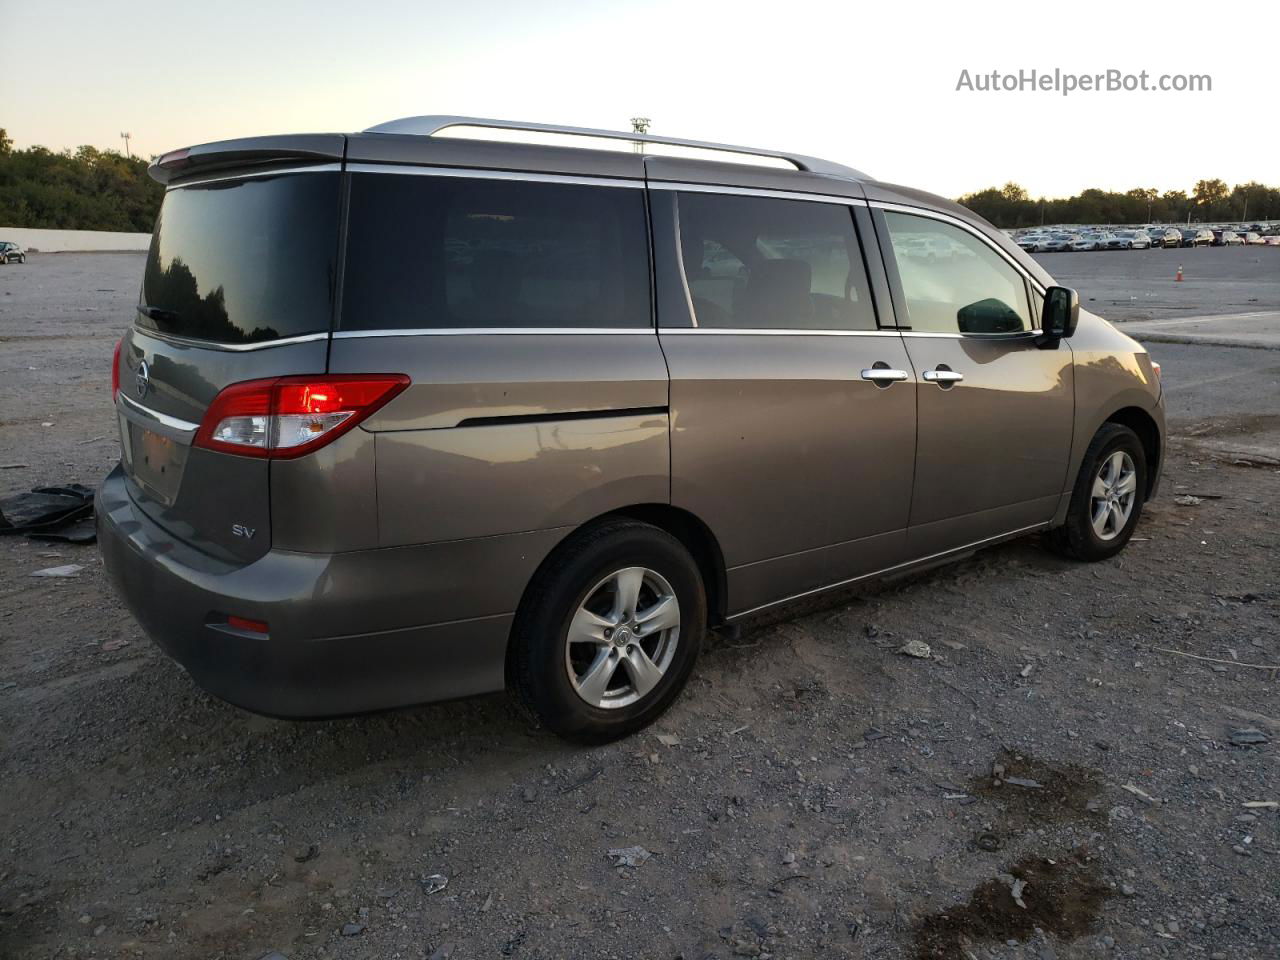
1041 286 1080 339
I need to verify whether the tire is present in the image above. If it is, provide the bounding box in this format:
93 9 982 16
508 519 706 743
1050 423 1147 561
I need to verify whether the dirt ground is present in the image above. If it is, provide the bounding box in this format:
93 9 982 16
2 255 1278 960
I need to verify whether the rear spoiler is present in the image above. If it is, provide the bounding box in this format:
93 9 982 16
148 134 347 185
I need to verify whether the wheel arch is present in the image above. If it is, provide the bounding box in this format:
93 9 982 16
503 503 729 689
509 503 728 633
1104 406 1162 496
603 504 728 626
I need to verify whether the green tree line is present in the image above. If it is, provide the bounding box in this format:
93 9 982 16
959 179 1280 228
3 126 1279 233
0 128 164 232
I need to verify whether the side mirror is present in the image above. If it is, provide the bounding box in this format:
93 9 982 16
1041 286 1079 339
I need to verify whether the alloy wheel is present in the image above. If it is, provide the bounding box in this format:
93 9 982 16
1090 450 1137 541
564 567 681 709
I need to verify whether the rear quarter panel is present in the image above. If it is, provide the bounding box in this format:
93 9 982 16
328 332 671 548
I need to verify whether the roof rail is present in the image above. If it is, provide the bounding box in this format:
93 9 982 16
363 115 868 181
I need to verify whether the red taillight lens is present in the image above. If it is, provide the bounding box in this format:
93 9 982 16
193 375 409 459
111 338 122 400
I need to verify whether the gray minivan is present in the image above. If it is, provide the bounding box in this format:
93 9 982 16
98 117 1164 741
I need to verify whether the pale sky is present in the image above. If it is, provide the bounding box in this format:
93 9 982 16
3 0 1276 199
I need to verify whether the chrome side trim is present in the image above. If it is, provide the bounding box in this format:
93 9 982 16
331 326 904 339
899 330 1046 339
345 162 644 189
649 180 867 207
133 325 329 352
726 522 1050 621
671 194 700 328
117 392 200 436
658 327 901 337
332 327 654 339
168 163 342 190
869 200 1047 295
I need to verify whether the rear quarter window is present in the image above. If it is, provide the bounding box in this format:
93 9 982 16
141 172 341 344
340 173 651 331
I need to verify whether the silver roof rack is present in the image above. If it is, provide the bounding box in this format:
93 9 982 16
363 115 868 180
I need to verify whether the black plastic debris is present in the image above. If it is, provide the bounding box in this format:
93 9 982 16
0 484 96 544
1229 727 1270 747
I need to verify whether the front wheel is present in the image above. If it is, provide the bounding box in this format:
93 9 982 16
1050 423 1147 561
509 519 706 742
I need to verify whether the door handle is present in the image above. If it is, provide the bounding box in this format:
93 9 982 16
860 367 910 384
922 368 965 385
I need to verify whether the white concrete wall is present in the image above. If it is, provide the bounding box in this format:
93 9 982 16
0 227 150 253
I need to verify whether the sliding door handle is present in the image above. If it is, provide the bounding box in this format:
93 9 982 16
860 367 910 384
922 368 965 385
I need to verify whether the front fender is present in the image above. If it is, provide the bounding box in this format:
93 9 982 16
1053 311 1165 523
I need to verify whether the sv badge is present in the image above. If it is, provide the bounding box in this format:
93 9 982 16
231 524 256 540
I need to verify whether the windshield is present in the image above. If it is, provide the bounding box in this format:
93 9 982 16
140 171 340 344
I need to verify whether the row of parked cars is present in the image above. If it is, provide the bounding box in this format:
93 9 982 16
1016 225 1280 253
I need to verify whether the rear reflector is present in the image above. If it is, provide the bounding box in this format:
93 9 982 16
226 615 269 634
194 375 409 459
111 338 122 400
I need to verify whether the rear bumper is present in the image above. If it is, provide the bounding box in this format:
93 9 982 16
96 465 561 717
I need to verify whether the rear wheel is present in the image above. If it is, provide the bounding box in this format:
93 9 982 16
509 519 705 742
1050 423 1147 561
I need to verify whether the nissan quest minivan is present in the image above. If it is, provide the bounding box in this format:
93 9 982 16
98 116 1164 741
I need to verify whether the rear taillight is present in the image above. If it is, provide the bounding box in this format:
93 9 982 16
111 338 122 400
1151 360 1162 381
193 375 409 459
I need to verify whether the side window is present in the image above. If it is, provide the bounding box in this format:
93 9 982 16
341 174 651 330
676 192 876 331
882 212 1033 334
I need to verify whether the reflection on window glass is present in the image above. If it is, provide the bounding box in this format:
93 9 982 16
677 192 875 331
342 175 650 330
141 173 341 344
883 212 1031 334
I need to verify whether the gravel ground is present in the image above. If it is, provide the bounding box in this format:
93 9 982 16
2 254 1278 960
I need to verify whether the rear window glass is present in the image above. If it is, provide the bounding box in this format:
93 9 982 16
340 174 651 330
140 172 340 344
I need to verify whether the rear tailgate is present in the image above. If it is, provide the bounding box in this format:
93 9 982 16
116 333 330 562
116 154 344 562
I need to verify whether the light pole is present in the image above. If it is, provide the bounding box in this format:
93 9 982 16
120 132 132 159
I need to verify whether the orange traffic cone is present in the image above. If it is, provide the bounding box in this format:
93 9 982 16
1175 265 1184 282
